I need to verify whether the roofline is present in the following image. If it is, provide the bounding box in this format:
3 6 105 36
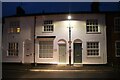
3 11 120 18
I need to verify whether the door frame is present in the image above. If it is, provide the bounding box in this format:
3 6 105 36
73 39 82 64
23 39 33 63
58 39 67 64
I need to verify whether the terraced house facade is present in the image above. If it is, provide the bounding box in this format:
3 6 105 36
2 12 107 65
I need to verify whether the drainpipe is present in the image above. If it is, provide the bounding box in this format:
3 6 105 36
34 16 37 66
68 16 72 66
69 26 72 66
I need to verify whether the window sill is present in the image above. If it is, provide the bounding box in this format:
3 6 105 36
6 56 19 58
87 56 101 58
86 32 101 34
39 57 53 59
42 31 53 33
114 31 120 33
8 33 20 34
116 56 120 57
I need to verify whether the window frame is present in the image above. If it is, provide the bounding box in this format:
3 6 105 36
115 41 120 57
39 40 53 58
42 20 54 33
86 19 101 34
114 17 120 33
7 42 19 57
86 41 100 57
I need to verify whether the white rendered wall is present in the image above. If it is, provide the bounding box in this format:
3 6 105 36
35 13 107 64
2 13 107 64
2 17 34 63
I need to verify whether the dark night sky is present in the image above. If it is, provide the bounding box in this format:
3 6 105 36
2 2 120 17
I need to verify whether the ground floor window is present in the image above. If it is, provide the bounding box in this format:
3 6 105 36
39 41 53 58
8 42 18 56
87 42 99 56
115 41 120 57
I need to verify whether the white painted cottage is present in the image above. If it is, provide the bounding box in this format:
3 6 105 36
2 13 107 65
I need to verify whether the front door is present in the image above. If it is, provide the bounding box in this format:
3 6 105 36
59 44 66 63
23 39 33 63
74 43 82 63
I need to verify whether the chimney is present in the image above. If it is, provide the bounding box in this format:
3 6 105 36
91 2 100 12
16 6 25 15
118 1 120 11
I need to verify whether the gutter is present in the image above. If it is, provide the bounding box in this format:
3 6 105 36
33 16 36 66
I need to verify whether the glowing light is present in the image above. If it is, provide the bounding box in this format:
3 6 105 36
29 69 107 72
68 15 71 20
17 28 20 33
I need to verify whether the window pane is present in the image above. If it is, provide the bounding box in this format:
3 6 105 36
87 42 99 56
86 19 99 33
43 20 54 32
116 42 120 56
8 21 20 33
114 17 120 32
116 42 120 48
8 43 18 56
39 41 53 58
117 49 120 56
17 28 20 33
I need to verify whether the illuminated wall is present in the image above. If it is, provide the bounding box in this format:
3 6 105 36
35 13 107 64
2 17 34 63
2 13 107 64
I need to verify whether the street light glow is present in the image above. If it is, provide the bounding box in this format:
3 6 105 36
68 15 71 20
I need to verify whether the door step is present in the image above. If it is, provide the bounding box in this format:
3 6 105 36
57 64 67 66
74 64 83 67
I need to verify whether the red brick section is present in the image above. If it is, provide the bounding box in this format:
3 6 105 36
106 12 120 66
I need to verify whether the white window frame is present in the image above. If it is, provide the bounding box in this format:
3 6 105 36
114 17 120 33
7 42 19 56
39 40 53 58
86 42 100 57
42 20 54 33
86 19 100 34
115 41 120 57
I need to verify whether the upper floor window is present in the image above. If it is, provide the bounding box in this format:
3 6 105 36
86 19 100 33
8 42 19 56
8 27 21 33
87 42 99 57
114 17 120 32
115 41 120 57
8 21 20 33
43 20 54 32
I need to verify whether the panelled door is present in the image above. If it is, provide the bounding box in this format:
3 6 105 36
74 43 82 63
23 39 33 63
59 44 66 63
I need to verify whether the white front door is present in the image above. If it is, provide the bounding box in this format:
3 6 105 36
59 44 66 63
23 39 33 63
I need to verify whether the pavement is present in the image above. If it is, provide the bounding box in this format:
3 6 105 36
2 63 120 79
2 63 119 72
